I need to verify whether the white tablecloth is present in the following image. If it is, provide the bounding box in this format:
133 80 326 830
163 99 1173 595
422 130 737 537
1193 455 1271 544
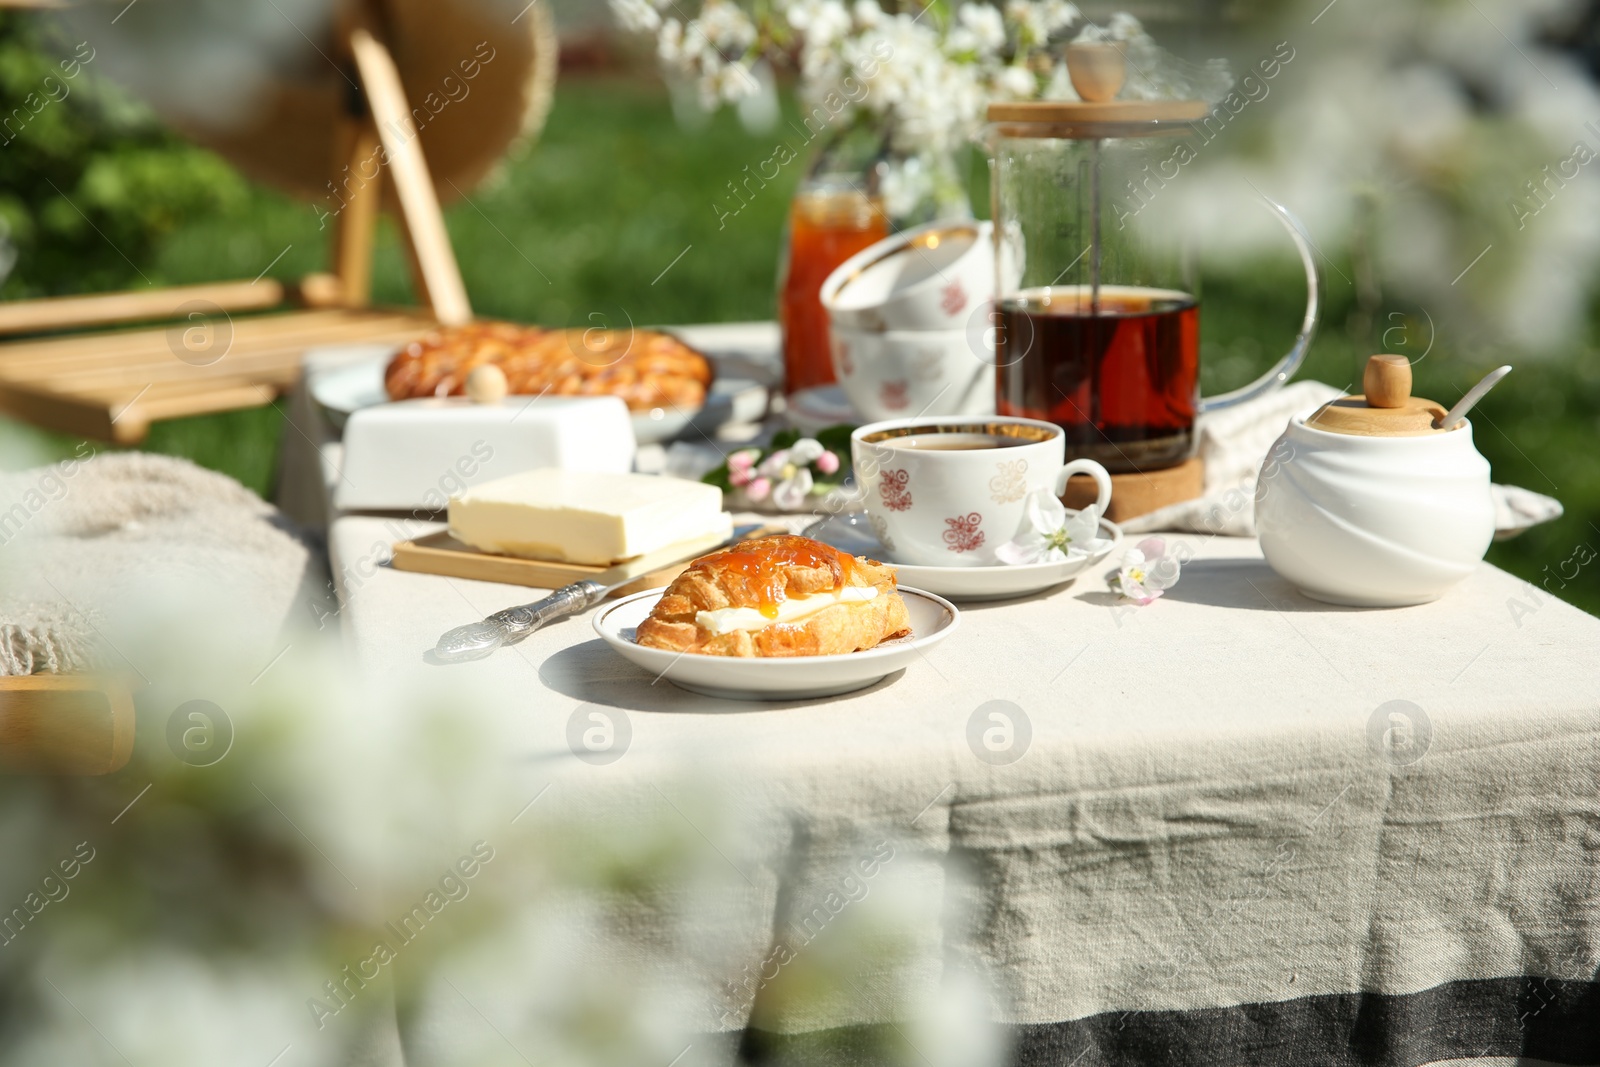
323 512 1600 1067
285 323 1600 1067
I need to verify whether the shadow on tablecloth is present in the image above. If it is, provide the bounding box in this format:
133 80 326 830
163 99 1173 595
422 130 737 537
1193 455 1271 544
1147 557 1375 613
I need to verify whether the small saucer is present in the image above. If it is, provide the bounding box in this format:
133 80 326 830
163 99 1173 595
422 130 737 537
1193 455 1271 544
784 385 859 434
803 511 1122 602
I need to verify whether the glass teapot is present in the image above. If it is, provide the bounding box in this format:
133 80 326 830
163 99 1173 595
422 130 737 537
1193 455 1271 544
983 83 1319 473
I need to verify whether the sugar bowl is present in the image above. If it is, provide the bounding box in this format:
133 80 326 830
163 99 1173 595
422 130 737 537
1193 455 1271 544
1255 355 1501 607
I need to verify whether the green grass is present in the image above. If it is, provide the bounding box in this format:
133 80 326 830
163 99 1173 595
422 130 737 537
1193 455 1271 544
2 75 1595 615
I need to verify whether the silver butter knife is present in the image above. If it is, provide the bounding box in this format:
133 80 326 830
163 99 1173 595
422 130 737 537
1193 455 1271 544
430 524 765 663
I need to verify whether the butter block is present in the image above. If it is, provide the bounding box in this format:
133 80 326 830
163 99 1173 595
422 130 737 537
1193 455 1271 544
448 469 729 565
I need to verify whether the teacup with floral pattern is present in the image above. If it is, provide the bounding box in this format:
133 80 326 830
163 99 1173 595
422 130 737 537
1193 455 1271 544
851 417 1112 567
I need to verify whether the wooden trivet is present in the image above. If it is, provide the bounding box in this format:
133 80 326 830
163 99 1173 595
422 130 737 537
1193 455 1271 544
1063 456 1205 523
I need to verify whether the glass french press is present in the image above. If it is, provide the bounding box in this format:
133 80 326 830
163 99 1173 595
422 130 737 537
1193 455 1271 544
983 52 1319 474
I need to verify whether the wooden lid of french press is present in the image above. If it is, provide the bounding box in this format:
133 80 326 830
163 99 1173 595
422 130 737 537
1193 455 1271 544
1306 355 1450 436
986 43 1208 127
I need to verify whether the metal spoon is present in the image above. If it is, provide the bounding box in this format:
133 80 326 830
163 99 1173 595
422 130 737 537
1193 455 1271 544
1435 365 1512 431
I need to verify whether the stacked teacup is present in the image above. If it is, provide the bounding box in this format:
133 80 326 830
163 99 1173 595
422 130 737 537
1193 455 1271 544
821 220 1000 422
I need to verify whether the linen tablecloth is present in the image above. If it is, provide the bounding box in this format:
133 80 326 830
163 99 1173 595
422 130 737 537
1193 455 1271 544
324 512 1600 1067
272 321 1599 1067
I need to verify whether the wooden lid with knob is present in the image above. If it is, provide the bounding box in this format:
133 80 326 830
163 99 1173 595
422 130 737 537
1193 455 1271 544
1306 355 1450 436
986 41 1208 126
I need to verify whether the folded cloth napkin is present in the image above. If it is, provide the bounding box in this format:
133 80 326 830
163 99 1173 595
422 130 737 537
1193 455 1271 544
0 452 319 676
1117 380 1564 539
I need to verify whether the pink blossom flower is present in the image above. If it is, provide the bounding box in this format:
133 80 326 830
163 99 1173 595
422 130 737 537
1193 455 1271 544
745 476 771 502
815 450 840 475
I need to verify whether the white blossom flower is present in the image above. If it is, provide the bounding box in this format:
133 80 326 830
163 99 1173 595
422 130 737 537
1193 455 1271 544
1040 0 1080 33
994 64 1036 98
1106 11 1142 39
757 448 792 480
618 0 1099 201
785 0 853 48
711 59 761 104
788 437 826 464
753 448 813 508
771 466 815 510
613 0 662 34
1005 0 1046 46
699 0 759 50
1041 59 1077 100
1110 537 1181 604
995 490 1101 565
957 3 1006 55
657 18 684 63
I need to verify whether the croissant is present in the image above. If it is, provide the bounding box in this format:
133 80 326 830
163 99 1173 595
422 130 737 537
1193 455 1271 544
635 535 911 657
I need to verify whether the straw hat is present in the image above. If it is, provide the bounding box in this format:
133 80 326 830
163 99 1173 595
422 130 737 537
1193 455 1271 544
142 0 558 206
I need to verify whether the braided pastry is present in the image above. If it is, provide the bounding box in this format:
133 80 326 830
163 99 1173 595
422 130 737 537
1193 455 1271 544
384 322 713 412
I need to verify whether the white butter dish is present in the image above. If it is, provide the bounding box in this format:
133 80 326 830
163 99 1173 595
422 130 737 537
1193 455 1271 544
335 396 637 513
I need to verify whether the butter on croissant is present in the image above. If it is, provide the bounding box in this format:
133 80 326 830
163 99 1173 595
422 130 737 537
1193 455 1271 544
635 535 911 657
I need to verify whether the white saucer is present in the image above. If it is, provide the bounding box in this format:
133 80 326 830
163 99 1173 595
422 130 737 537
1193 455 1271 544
803 511 1122 602
308 352 764 446
783 385 859 434
593 586 959 700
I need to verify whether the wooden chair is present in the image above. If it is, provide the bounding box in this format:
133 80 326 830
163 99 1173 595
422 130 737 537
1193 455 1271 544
0 0 556 772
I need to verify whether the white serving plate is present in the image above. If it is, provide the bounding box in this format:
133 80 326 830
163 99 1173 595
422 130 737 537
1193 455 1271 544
804 511 1121 601
308 353 765 445
593 587 960 700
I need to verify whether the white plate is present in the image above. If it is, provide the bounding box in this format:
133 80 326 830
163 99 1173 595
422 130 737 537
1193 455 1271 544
307 353 764 445
593 587 960 700
804 511 1122 601
307 353 390 429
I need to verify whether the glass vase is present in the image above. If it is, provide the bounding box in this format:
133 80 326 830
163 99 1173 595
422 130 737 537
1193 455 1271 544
777 125 971 396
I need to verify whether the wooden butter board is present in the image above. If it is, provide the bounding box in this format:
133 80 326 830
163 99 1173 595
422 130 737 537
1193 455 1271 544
390 527 786 596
